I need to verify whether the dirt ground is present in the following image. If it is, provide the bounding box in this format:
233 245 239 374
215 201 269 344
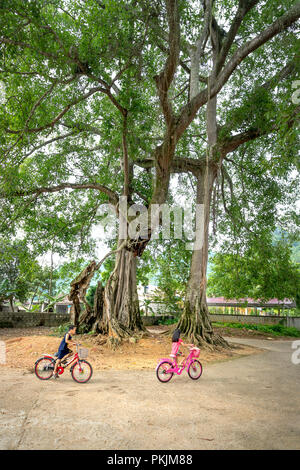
0 328 299 450
0 325 264 372
0 336 299 450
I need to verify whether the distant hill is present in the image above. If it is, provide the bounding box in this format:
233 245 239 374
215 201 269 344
292 241 300 264
273 229 299 264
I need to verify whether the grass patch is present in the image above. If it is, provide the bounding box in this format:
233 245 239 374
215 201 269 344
157 317 177 325
212 321 300 337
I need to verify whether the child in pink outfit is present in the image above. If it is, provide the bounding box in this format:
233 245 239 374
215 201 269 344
170 338 183 357
170 329 194 366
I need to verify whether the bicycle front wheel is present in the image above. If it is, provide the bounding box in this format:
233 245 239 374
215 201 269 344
34 357 55 380
156 361 174 383
71 360 93 383
188 359 203 380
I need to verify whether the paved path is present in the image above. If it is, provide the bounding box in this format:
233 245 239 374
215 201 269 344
0 337 299 450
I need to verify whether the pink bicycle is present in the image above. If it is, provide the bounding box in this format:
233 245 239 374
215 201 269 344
156 346 202 383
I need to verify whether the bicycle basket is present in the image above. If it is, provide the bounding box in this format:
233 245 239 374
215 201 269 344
78 347 89 359
191 348 200 358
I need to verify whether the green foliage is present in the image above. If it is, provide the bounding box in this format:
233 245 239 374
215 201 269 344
292 242 300 264
55 258 88 293
157 317 177 326
138 236 191 314
0 237 40 303
49 323 71 337
221 87 275 137
86 285 97 308
208 236 300 302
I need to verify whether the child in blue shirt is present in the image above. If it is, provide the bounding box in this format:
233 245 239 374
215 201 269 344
53 325 77 379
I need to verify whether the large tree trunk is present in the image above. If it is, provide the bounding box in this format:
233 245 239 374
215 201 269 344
178 166 229 348
102 244 145 339
178 84 229 349
177 165 228 347
68 241 145 340
78 280 104 333
69 261 99 327
9 296 14 312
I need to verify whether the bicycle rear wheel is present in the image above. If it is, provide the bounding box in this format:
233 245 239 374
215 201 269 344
71 360 93 383
188 359 203 380
156 361 174 383
34 357 55 380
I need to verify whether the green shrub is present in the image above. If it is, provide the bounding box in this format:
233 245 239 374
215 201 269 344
212 321 300 337
157 317 177 325
49 323 71 337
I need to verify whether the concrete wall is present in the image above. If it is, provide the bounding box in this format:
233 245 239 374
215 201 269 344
0 305 10 313
210 313 300 330
142 314 300 330
1 311 299 330
286 317 300 330
0 311 171 328
0 311 70 328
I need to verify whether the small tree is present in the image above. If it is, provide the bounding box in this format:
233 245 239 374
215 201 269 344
0 238 40 310
208 237 300 303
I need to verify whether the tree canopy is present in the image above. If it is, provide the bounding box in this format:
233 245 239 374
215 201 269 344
0 0 299 343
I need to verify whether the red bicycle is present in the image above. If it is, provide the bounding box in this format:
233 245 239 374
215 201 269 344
34 343 93 383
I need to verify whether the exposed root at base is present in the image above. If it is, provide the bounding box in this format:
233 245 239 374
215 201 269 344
176 313 231 350
106 336 122 350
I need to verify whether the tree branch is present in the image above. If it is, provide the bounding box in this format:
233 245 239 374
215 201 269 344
122 112 130 196
175 2 300 142
0 36 63 61
216 0 260 74
189 0 211 99
220 103 300 158
217 2 300 93
5 86 106 135
1 183 119 205
19 131 79 162
61 121 103 135
154 0 180 126
135 155 207 175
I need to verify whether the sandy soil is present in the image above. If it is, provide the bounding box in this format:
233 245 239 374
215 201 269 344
0 326 261 372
